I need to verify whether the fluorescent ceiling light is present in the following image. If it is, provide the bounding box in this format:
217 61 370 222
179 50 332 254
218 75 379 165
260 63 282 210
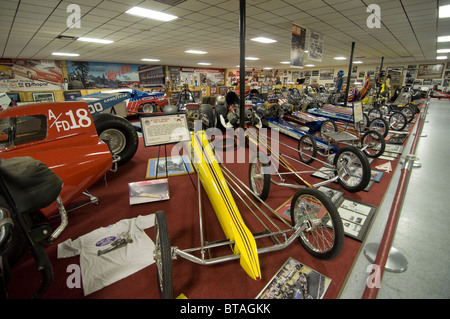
305 64 315 67
125 6 178 21
251 37 277 44
439 4 450 18
198 62 211 65
280 61 290 64
141 58 160 62
78 37 113 44
437 36 450 42
52 52 79 57
436 56 448 60
245 57 259 60
353 61 363 64
334 56 347 60
437 49 450 53
185 50 207 54
263 67 272 69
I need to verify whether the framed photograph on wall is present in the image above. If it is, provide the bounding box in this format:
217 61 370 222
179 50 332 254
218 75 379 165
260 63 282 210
417 63 445 79
32 92 55 102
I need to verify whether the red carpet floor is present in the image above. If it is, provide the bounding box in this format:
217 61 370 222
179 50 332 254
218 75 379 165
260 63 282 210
6 110 419 299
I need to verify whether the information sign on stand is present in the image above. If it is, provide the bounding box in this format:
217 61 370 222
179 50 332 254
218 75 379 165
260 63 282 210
140 113 190 147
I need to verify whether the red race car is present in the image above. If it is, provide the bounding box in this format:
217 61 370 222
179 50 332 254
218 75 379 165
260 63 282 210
0 101 138 297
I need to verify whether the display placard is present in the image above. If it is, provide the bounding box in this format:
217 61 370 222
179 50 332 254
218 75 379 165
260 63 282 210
353 101 363 124
140 113 191 147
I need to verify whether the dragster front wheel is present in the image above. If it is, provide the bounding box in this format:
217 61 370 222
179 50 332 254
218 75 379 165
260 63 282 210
333 146 370 192
361 130 385 158
290 188 344 260
154 211 173 299
249 152 271 201
297 134 317 164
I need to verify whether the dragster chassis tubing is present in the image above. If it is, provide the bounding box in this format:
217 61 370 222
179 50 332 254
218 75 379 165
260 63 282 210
153 129 344 298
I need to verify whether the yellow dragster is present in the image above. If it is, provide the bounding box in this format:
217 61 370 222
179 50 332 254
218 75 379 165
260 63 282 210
189 130 261 280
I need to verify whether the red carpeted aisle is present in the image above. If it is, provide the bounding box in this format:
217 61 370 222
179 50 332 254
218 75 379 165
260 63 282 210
7 107 420 299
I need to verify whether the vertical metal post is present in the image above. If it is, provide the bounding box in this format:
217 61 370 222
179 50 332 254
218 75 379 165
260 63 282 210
239 0 246 129
343 42 355 107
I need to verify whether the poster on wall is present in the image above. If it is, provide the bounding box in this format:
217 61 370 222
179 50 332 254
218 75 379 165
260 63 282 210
290 24 306 68
0 59 64 91
308 31 323 62
66 61 164 89
417 63 445 79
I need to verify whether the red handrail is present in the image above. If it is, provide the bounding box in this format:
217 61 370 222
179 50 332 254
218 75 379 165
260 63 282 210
362 91 431 299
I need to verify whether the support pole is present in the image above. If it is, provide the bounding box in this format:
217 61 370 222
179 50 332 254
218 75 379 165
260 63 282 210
239 0 246 129
343 42 355 107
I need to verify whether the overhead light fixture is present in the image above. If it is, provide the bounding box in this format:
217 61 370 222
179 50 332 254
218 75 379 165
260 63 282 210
141 58 160 62
436 56 448 60
125 6 178 21
251 37 277 44
280 61 290 64
245 57 259 60
185 50 207 54
437 49 450 53
78 37 113 44
197 62 211 65
305 64 315 67
437 35 450 42
52 52 80 57
334 56 347 60
263 67 272 69
353 61 363 64
439 4 450 18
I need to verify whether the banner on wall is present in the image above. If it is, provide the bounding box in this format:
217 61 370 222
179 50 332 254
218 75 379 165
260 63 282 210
308 31 324 62
66 61 165 89
290 24 306 68
0 59 64 91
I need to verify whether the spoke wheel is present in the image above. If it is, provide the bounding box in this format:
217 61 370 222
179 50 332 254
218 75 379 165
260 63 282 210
389 111 407 131
297 134 317 164
333 146 370 192
368 117 389 138
290 188 344 260
361 130 385 158
154 211 173 299
249 153 271 200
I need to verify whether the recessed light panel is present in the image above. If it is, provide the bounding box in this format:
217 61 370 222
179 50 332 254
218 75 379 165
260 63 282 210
141 58 160 62
251 37 277 43
439 4 450 18
126 7 178 21
52 52 80 56
185 50 207 54
78 37 113 44
438 36 450 42
245 57 259 60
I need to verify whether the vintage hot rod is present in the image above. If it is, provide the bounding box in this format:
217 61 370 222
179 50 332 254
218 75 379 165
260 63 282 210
0 100 138 298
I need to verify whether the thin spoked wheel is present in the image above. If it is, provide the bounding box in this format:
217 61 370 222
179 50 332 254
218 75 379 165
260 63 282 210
361 130 385 158
249 152 271 200
333 146 370 192
389 111 407 131
297 134 317 164
290 188 344 260
154 211 173 299
368 117 389 138
401 106 414 123
319 120 338 139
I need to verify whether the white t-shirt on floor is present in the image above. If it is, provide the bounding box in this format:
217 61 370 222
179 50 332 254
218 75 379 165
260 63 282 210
57 214 155 296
